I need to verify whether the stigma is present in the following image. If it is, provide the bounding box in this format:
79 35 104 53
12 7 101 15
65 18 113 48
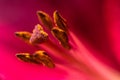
29 24 48 44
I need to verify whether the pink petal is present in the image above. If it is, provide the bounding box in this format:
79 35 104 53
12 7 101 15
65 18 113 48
0 23 68 80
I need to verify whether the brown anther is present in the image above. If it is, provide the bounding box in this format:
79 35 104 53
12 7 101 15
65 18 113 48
53 10 68 32
29 24 48 44
16 51 55 68
51 27 71 49
37 11 53 30
33 51 55 68
16 53 40 64
15 31 31 42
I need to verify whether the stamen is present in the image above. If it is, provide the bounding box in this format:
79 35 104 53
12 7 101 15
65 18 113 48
51 27 71 49
37 11 53 30
16 51 55 68
53 10 68 32
33 50 55 68
16 53 40 64
15 10 75 69
15 31 31 42
29 24 48 44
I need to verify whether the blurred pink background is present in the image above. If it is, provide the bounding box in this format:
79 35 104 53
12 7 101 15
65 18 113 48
0 0 120 79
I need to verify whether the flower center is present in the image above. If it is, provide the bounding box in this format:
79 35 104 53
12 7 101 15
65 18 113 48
15 10 77 68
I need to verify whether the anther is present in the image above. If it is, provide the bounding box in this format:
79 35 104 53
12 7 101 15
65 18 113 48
15 31 31 42
16 53 40 64
16 51 55 68
37 11 53 30
33 50 55 68
53 10 68 32
29 24 48 44
51 27 71 49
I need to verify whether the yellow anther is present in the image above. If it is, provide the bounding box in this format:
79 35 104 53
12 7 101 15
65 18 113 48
30 24 48 44
51 27 71 49
37 11 53 30
53 10 68 32
33 50 55 68
15 31 31 42
16 53 40 64
16 51 55 68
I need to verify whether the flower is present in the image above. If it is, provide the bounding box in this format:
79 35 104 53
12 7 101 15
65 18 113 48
0 0 120 80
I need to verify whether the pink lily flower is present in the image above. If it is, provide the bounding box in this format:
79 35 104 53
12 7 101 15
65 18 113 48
0 0 120 80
